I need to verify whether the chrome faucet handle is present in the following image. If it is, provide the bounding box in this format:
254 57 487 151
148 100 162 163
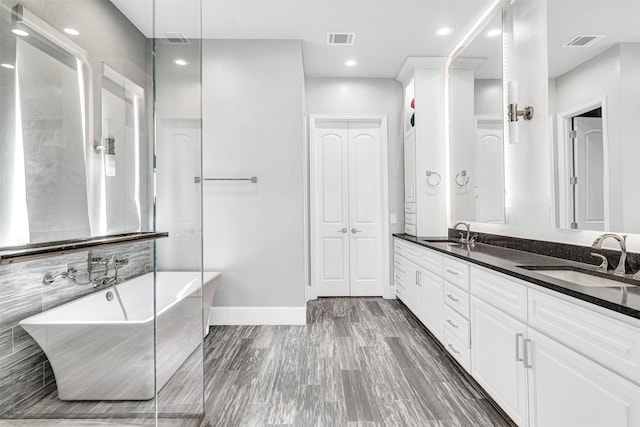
458 232 467 242
590 253 608 271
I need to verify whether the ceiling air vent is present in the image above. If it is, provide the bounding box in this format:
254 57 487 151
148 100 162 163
563 35 605 48
161 33 190 45
327 32 356 45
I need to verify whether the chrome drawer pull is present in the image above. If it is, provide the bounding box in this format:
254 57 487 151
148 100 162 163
446 269 460 276
515 333 524 362
446 319 459 328
446 294 460 302
523 338 533 369
447 344 460 355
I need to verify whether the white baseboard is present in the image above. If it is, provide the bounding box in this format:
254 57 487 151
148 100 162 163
209 306 307 325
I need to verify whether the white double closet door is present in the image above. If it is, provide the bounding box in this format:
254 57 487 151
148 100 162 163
312 119 384 297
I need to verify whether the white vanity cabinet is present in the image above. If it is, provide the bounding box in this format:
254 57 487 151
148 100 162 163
394 238 640 427
470 270 529 426
470 265 640 427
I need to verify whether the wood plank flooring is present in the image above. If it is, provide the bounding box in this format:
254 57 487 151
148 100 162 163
202 297 514 427
4 297 513 426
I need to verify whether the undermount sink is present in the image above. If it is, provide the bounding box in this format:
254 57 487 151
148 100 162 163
520 266 634 288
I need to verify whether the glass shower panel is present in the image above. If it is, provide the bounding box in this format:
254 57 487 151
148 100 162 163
152 1 204 426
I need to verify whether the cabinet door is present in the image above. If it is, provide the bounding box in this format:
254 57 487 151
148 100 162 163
402 261 419 315
420 268 444 341
527 328 640 427
471 297 529 426
404 132 416 203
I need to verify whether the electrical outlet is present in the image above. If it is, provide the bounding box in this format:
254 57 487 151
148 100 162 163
390 214 397 224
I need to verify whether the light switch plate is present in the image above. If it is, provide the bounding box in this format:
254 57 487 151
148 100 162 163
390 214 397 224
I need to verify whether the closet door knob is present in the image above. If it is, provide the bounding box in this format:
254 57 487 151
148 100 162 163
338 228 347 233
351 228 362 234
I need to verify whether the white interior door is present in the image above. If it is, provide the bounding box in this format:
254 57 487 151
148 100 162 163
348 121 382 296
313 121 350 296
312 118 383 297
475 119 505 223
156 117 202 270
574 116 604 231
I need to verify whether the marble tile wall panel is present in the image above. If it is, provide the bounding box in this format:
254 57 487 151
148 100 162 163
0 241 152 415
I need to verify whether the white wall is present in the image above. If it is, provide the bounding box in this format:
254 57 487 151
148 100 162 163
305 78 403 292
475 79 502 116
202 40 306 308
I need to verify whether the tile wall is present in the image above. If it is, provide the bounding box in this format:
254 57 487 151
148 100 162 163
0 241 152 414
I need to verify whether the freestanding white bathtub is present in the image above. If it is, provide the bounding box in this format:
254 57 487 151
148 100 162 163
19 271 221 401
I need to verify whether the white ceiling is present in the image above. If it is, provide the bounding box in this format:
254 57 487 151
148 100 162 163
110 0 493 78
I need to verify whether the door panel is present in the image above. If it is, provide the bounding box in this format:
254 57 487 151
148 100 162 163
528 328 640 427
574 116 604 231
476 121 505 223
349 122 382 296
314 121 350 296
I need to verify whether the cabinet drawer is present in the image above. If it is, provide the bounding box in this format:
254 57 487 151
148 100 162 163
529 289 640 384
405 213 416 226
445 305 470 347
394 268 404 289
404 224 416 236
471 267 527 323
396 240 420 265
445 329 470 372
444 281 470 319
418 248 443 276
444 257 470 291
405 203 416 214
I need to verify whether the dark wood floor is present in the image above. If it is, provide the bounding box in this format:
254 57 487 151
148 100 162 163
202 297 513 427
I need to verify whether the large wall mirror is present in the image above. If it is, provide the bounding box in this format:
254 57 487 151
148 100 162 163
550 0 640 233
448 10 505 225
0 3 148 249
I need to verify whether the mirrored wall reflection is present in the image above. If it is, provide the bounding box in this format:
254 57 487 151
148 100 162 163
448 10 505 225
101 64 144 235
0 4 92 246
549 0 640 233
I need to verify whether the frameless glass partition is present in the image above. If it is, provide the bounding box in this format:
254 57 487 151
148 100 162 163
152 1 204 426
0 0 204 425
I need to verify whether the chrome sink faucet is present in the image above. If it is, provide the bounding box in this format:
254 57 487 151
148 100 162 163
592 234 628 276
453 221 472 243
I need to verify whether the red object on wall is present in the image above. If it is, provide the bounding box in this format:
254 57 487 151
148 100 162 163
410 98 415 109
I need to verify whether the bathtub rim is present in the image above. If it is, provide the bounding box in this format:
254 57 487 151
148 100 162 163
19 271 221 326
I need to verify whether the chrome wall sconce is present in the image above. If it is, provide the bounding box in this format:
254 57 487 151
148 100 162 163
508 103 534 122
94 137 116 176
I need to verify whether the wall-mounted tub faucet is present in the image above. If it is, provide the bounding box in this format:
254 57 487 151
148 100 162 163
592 233 628 276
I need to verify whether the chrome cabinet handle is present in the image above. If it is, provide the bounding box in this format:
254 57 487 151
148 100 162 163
446 269 460 276
416 270 421 286
351 228 362 233
338 228 347 233
515 333 524 362
446 294 460 302
446 319 459 328
524 338 533 368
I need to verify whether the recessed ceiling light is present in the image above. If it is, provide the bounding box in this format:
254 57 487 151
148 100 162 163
344 59 358 67
435 26 454 37
64 28 80 36
0 63 15 69
174 59 188 66
486 28 502 38
12 29 29 37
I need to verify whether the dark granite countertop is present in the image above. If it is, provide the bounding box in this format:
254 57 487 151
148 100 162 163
394 234 640 321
